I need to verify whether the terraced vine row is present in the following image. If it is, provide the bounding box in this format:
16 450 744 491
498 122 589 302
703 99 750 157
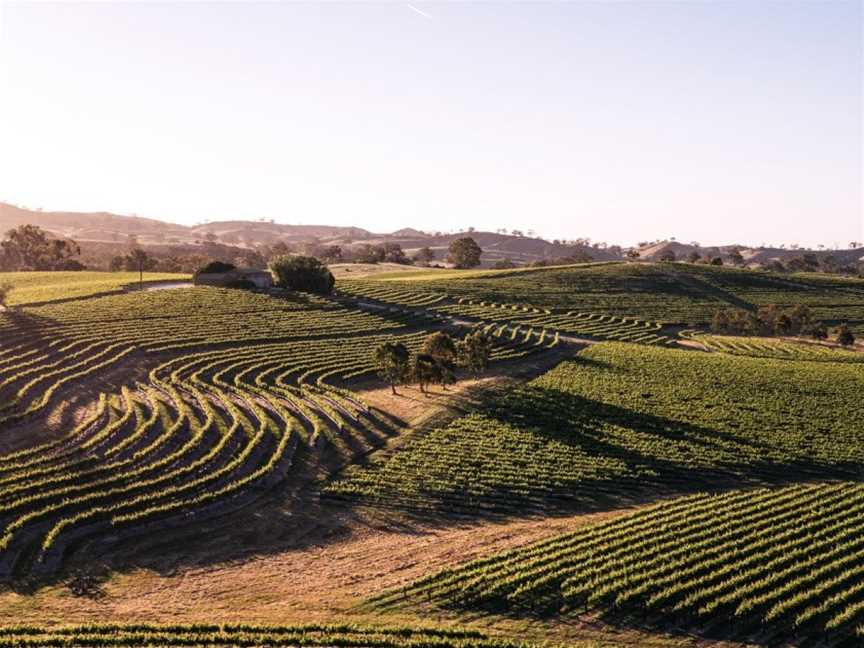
0 623 530 647
373 482 864 643
325 343 864 514
339 283 676 346
0 286 556 576
338 262 864 333
680 331 864 362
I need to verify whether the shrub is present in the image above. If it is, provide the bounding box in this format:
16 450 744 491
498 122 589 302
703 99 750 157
836 323 856 347
197 261 236 275
269 255 335 294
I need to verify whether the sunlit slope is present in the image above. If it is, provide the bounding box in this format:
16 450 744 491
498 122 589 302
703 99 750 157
0 271 188 306
342 262 864 329
326 343 864 513
376 481 864 643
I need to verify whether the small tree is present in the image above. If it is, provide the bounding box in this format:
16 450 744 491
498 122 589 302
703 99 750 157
789 305 812 334
710 256 724 266
774 313 793 336
728 249 744 266
836 323 856 346
422 331 457 364
626 249 640 260
270 255 335 294
447 237 482 269
197 260 236 275
686 251 701 264
659 250 676 262
0 282 13 310
129 248 150 286
810 323 828 340
711 309 730 334
374 342 411 394
413 247 435 265
412 353 440 395
457 331 492 377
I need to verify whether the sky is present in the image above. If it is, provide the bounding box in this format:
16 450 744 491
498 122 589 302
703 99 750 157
0 1 861 247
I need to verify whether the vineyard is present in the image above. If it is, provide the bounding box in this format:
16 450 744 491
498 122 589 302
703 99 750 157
0 271 188 306
0 284 555 578
338 262 864 333
1 267 863 646
0 623 531 647
681 331 864 362
374 481 864 643
338 283 677 346
326 343 864 513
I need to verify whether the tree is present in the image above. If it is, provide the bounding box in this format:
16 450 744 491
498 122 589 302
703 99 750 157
0 282 12 310
374 342 411 394
128 248 151 285
659 250 676 262
382 242 411 265
270 255 335 294
319 245 343 263
197 260 236 274
710 256 724 266
774 313 793 336
686 251 701 264
836 323 855 346
711 309 730 333
626 249 640 260
1 224 81 270
353 244 386 264
789 305 813 334
420 332 458 389
422 331 457 364
413 247 435 265
412 353 440 395
810 323 828 340
728 249 744 266
457 331 492 377
447 237 482 269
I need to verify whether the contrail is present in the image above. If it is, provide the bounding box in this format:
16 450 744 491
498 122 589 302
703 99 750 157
406 3 432 19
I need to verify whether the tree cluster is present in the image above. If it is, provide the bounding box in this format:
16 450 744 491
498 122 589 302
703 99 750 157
0 225 83 271
711 304 821 338
374 331 492 395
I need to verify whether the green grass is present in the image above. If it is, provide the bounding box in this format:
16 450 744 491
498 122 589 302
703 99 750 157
325 343 864 514
375 481 864 643
0 271 189 306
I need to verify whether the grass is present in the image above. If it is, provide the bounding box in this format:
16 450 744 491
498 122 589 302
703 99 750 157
0 271 189 306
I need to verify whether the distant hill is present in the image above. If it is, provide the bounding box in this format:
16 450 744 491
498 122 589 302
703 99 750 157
1 202 860 269
635 240 863 268
0 203 619 267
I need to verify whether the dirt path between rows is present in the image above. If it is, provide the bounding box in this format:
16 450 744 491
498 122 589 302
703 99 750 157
0 508 629 627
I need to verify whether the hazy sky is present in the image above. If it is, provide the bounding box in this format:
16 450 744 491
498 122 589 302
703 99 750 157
1 1 861 246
